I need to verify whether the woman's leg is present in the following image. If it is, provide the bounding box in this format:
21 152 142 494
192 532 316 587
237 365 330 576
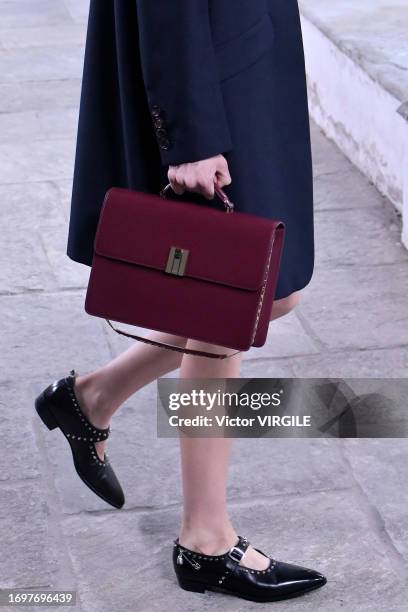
73 330 188 458
178 292 300 571
73 291 298 464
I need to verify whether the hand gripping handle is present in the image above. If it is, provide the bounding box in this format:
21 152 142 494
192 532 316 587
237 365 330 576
160 182 234 212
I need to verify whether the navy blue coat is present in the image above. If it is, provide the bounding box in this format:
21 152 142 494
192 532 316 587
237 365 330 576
67 0 314 299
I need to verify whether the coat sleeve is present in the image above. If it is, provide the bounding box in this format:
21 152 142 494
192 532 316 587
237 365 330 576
136 0 233 166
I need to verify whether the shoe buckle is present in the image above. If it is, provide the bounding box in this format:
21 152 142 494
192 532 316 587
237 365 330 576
228 546 244 563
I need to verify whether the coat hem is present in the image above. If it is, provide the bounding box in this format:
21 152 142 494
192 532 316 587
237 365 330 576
67 250 93 268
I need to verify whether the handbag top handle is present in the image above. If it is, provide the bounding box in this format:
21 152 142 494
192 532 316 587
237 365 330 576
160 183 234 213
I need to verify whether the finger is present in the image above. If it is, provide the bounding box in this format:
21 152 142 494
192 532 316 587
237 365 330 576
171 168 187 195
216 166 232 187
167 168 181 194
200 178 215 200
184 170 198 192
169 175 185 195
171 182 185 195
167 166 177 183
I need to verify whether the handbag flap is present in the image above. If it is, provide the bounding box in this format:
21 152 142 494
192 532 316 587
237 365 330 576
93 188 282 291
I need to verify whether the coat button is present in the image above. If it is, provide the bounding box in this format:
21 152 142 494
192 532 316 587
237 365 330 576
153 116 165 129
151 105 162 118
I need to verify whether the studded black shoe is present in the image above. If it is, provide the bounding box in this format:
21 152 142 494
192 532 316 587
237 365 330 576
173 535 327 602
35 369 125 509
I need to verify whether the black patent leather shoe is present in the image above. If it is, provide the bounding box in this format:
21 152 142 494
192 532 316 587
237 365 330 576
35 369 125 509
173 535 327 602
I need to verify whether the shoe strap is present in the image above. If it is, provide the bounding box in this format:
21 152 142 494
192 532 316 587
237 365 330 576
173 535 250 566
227 535 250 564
66 369 110 441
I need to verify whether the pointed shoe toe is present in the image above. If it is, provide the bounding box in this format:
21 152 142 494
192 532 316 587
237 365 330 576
311 569 327 586
272 560 327 598
35 369 125 509
71 445 125 509
173 535 327 603
89 461 125 509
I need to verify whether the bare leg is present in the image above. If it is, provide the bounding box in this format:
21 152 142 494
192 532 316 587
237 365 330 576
73 330 187 458
75 296 297 569
178 293 300 571
177 342 270 570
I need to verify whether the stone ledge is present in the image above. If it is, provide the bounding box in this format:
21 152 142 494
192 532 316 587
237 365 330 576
299 0 408 247
398 101 408 122
299 0 408 109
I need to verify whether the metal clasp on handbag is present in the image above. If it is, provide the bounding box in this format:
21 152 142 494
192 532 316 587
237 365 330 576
161 182 233 277
165 246 189 276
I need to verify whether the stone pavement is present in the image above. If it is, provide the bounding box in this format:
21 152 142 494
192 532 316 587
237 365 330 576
1 2 408 611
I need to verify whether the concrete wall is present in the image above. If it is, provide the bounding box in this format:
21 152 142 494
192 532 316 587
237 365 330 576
299 5 408 247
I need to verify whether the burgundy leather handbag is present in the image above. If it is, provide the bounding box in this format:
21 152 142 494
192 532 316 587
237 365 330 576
84 185 285 359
